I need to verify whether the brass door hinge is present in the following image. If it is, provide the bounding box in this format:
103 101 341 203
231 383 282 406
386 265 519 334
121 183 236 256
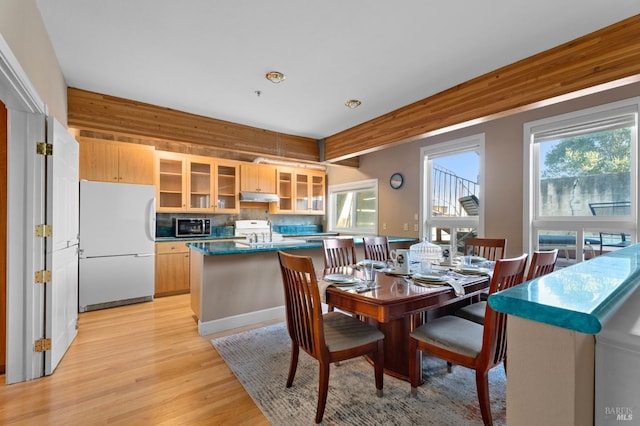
35 270 52 283
34 338 51 352
36 142 53 156
35 224 52 238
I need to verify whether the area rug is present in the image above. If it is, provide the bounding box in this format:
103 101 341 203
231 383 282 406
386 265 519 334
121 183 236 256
211 322 506 425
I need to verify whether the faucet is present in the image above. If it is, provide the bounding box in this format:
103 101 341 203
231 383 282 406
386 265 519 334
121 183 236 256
267 219 273 242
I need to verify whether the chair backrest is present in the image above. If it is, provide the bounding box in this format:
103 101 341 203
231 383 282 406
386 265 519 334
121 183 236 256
277 251 327 360
463 237 507 261
322 238 357 268
481 253 528 369
525 249 559 281
363 236 390 262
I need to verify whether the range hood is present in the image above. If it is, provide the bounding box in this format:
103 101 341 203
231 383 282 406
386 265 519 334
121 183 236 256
239 192 279 203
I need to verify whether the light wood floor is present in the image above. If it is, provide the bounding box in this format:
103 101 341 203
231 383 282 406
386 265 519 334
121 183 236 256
0 294 273 425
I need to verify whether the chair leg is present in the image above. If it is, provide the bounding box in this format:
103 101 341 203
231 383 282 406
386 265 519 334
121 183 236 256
374 340 384 397
475 369 493 426
409 338 420 396
447 362 453 373
315 361 330 424
286 344 299 388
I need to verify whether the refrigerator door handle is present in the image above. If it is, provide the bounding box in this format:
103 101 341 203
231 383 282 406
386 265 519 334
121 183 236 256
134 253 155 258
146 198 156 242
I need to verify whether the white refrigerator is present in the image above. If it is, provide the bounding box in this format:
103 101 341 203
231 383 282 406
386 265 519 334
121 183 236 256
79 181 156 312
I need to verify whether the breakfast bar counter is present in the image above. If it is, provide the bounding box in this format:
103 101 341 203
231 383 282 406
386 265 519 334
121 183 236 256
488 244 640 426
188 236 416 336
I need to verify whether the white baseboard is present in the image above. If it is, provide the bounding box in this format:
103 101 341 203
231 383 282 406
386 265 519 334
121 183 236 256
197 306 286 336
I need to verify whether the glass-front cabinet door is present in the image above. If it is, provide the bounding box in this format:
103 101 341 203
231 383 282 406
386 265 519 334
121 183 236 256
295 173 309 211
156 152 186 212
310 171 325 214
294 170 325 214
215 160 239 213
275 167 294 213
188 157 214 211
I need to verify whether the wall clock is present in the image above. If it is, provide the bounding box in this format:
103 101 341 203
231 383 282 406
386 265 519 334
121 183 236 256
389 172 404 189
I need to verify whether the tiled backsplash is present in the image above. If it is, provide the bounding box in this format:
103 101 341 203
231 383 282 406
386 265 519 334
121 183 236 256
156 211 323 238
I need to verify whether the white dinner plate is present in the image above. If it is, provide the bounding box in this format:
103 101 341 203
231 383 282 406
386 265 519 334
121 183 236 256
411 273 448 282
324 274 359 285
357 260 387 269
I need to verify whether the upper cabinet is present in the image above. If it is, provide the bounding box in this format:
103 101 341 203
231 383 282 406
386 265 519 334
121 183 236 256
79 137 155 185
156 151 239 213
240 163 277 193
274 167 325 215
156 151 186 212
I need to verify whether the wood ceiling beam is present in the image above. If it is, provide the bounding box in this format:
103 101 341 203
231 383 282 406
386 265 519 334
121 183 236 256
67 87 359 167
324 14 640 162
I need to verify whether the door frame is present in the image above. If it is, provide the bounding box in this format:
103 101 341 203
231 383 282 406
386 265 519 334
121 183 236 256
0 34 47 383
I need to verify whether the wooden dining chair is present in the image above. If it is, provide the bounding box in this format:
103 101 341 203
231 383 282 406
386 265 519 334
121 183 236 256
463 237 507 261
409 254 528 426
455 249 558 325
363 236 391 262
322 237 358 268
277 251 384 424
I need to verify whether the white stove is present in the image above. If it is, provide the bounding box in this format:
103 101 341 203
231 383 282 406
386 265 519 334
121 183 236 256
234 220 306 247
235 220 282 243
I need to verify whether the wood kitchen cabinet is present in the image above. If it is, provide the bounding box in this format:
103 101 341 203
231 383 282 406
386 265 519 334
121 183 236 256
240 163 277 193
156 151 239 213
274 167 325 214
156 151 187 212
79 137 155 184
187 156 239 213
155 242 190 297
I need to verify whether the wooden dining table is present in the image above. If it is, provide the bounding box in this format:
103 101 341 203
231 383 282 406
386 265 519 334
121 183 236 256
323 267 490 382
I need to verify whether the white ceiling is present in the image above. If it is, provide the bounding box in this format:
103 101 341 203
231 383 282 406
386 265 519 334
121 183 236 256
36 1 639 140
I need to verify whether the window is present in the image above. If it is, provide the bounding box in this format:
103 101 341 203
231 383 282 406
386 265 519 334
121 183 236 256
525 98 639 265
421 134 484 255
328 179 378 234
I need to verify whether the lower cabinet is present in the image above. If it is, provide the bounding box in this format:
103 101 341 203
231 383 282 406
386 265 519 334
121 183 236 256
155 242 190 297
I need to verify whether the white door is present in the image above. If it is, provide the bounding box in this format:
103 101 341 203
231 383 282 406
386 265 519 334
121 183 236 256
44 117 79 375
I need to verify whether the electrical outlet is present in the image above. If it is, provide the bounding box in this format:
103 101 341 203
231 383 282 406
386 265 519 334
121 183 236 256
383 223 387 230
414 223 419 231
403 223 409 231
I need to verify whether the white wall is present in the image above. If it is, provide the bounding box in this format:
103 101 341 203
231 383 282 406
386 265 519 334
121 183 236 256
0 0 67 125
328 81 640 257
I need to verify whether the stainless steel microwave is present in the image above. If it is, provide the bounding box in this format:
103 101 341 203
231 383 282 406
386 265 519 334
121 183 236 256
175 218 211 237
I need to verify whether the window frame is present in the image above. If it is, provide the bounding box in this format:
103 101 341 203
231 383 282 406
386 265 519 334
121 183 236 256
327 178 378 234
420 133 485 243
523 97 639 259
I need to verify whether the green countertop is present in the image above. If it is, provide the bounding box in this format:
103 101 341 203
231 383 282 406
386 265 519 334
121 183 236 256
188 236 418 256
488 244 640 334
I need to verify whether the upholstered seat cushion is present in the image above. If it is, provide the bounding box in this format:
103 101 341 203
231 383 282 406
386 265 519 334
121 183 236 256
323 312 384 353
454 301 487 325
410 315 484 358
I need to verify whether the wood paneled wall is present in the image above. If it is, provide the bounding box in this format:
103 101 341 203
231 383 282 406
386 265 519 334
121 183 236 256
68 88 321 162
325 14 640 161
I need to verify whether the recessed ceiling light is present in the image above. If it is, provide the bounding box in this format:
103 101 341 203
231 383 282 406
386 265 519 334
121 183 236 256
345 99 362 109
265 71 285 84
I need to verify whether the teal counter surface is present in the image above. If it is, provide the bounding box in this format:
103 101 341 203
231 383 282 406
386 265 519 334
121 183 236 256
488 244 640 334
188 236 417 256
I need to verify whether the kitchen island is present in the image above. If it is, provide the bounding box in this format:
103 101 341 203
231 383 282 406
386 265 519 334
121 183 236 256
189 236 416 335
